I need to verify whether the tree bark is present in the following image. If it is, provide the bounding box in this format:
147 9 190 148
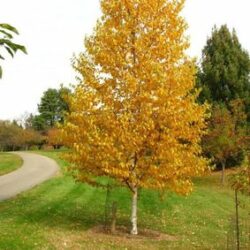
104 183 111 230
130 187 138 235
221 161 226 185
111 201 117 234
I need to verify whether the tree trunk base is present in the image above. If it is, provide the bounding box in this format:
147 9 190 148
130 187 138 235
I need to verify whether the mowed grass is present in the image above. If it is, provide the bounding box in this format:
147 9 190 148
0 152 23 176
0 150 249 249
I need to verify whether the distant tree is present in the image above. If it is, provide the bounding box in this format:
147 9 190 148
21 129 45 150
37 86 70 129
0 23 27 78
20 86 70 133
203 100 247 185
197 25 250 117
23 113 35 129
47 128 63 149
30 115 46 131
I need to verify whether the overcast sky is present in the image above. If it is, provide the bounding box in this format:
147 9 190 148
0 0 249 120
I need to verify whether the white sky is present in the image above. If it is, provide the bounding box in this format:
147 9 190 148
0 0 249 120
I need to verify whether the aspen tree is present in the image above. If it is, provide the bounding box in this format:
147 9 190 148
62 0 209 235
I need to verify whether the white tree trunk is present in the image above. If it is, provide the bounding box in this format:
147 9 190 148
130 187 138 235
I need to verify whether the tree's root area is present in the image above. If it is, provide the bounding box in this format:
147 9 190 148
88 225 177 241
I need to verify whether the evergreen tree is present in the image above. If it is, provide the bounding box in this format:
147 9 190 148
37 86 70 129
197 25 250 117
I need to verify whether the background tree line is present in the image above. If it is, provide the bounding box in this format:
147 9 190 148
0 120 44 151
0 85 70 151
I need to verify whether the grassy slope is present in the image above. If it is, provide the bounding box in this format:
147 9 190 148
0 152 23 176
0 150 249 249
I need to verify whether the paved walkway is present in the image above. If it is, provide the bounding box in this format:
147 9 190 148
0 152 59 201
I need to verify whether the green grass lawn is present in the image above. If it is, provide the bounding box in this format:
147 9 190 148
0 150 249 249
0 152 23 176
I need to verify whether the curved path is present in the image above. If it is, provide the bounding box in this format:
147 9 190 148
0 152 59 201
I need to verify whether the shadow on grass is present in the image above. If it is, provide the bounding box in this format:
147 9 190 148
1 177 109 231
1 176 174 233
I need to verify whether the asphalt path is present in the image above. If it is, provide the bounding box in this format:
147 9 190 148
0 152 59 201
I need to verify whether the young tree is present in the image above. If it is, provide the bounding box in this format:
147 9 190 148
62 0 209 234
197 25 250 118
203 100 247 185
0 23 27 78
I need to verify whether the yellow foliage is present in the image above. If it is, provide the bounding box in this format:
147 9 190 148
62 0 209 195
47 128 63 147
